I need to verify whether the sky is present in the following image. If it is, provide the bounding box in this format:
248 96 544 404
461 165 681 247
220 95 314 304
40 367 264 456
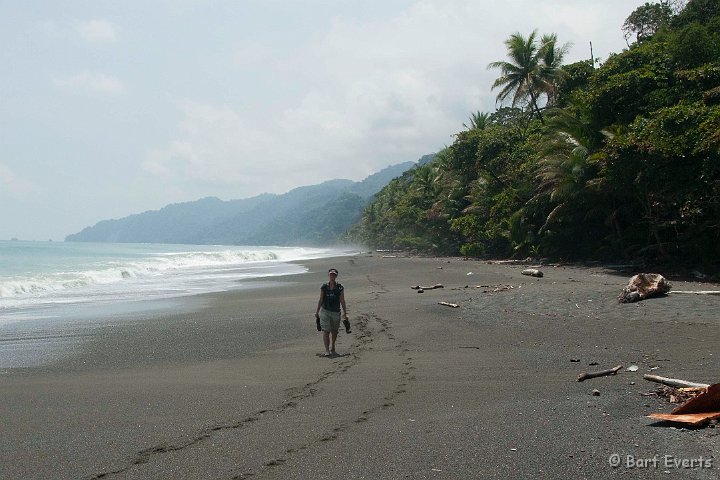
0 0 650 241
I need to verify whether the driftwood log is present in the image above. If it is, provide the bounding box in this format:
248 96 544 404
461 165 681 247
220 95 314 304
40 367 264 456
474 284 515 293
411 284 444 290
618 273 671 303
643 374 710 389
521 268 543 278
438 301 459 308
577 365 623 382
669 290 720 295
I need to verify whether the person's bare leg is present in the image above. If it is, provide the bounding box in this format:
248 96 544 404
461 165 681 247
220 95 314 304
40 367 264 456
331 331 338 353
323 331 330 354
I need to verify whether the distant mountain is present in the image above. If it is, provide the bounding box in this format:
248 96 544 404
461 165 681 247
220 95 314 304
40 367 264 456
417 153 436 167
65 159 422 246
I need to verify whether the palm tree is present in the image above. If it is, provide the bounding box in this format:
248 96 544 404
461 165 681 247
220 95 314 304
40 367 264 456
463 111 490 130
412 165 436 204
488 31 570 122
534 108 601 232
538 34 571 107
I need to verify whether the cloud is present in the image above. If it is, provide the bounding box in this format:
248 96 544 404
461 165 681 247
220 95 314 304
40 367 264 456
142 100 281 191
143 0 644 200
76 19 118 43
0 163 37 199
54 72 126 94
234 44 277 69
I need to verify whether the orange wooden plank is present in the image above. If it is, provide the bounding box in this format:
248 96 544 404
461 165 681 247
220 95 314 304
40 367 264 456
648 411 720 425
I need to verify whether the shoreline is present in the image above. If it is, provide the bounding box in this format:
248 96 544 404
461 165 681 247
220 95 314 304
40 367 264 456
1 254 719 479
0 252 357 371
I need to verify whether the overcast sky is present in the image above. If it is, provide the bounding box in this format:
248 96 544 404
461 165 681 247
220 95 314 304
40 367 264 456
0 0 648 241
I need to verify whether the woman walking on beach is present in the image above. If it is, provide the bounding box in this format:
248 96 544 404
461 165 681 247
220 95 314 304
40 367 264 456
315 268 350 356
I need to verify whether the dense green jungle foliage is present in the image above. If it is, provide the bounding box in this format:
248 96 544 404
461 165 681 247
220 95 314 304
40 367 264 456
352 0 720 267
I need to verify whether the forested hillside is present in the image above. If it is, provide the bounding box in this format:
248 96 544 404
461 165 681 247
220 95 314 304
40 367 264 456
66 161 416 246
352 0 720 267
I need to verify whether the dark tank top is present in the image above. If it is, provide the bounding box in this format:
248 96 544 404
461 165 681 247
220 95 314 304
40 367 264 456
321 283 343 312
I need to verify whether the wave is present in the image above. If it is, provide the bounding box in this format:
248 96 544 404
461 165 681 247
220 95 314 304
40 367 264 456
0 248 304 300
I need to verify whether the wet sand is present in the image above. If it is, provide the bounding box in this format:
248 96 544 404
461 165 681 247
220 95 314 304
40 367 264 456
1 254 719 479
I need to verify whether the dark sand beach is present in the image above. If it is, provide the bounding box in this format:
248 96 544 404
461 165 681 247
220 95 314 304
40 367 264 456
1 254 719 479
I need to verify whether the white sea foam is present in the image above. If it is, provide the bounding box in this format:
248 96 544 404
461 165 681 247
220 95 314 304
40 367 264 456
0 243 356 316
1 250 274 298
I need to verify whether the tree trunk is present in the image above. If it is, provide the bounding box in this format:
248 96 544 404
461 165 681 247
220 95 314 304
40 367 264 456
528 88 545 124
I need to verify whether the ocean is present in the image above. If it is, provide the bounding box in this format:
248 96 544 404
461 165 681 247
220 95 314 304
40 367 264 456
0 240 355 325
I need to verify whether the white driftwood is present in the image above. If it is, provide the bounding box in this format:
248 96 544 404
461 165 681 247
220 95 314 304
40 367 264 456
521 268 543 278
669 290 720 295
472 284 515 293
642 374 710 389
411 284 444 290
577 365 623 382
438 301 459 308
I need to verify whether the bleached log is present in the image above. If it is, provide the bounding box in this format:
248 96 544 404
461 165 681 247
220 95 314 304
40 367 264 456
411 284 444 290
643 374 710 389
669 291 720 295
438 301 459 308
522 268 543 278
577 365 623 382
